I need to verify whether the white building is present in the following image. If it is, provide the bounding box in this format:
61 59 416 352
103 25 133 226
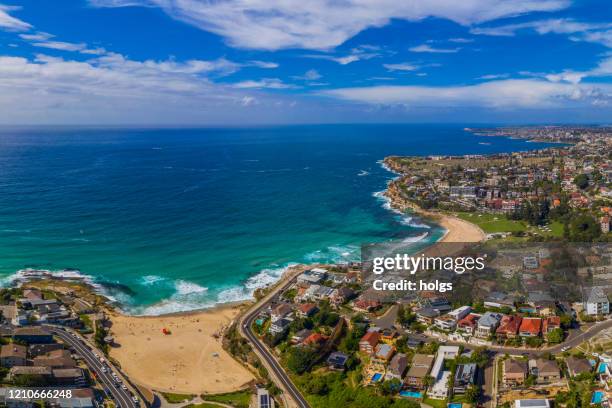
515 399 550 408
583 286 610 315
257 388 275 408
448 305 471 321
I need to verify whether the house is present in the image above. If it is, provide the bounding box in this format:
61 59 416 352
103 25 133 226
434 315 457 331
302 285 335 301
373 343 395 363
583 286 609 315
8 366 53 382
514 400 550 408
257 387 275 408
503 359 528 386
12 327 53 344
496 315 522 339
542 316 561 334
380 328 399 344
448 305 471 321
291 329 312 345
52 368 86 387
404 354 434 389
529 359 560 383
296 303 318 318
457 313 481 335
297 268 327 285
519 317 542 337
303 333 326 347
484 292 517 310
453 363 477 394
331 287 355 306
33 349 76 369
420 297 452 314
0 344 27 368
270 303 293 322
327 352 349 370
416 307 439 325
29 343 64 358
566 357 592 378
385 353 408 381
601 216 610 233
353 298 381 312
475 312 502 338
359 331 380 354
269 318 291 335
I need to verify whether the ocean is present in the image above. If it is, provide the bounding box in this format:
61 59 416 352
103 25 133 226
0 124 557 315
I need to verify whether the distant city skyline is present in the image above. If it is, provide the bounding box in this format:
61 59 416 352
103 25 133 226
0 0 611 125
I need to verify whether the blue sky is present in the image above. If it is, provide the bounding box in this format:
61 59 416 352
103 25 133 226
0 0 611 124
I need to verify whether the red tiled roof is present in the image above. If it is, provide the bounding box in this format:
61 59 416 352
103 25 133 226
496 315 522 335
359 331 380 348
304 333 327 346
298 303 317 314
543 316 561 332
458 313 480 328
519 317 542 334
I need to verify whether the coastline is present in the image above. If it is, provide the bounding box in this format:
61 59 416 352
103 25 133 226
383 177 485 243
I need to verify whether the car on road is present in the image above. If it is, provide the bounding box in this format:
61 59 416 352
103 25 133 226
121 385 128 391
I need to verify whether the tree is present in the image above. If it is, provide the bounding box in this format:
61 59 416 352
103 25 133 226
547 328 564 344
465 384 481 403
569 214 601 242
285 347 317 374
422 375 434 388
573 174 589 190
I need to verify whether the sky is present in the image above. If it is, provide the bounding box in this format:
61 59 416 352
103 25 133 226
0 0 611 125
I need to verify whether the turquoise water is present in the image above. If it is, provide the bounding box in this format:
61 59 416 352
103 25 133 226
447 404 462 408
592 391 604 404
599 363 608 374
399 391 422 399
0 125 558 314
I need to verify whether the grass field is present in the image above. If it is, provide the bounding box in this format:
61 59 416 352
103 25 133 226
455 212 528 233
160 392 195 403
455 212 564 238
202 390 252 408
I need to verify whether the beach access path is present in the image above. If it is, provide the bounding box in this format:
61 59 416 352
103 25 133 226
238 265 312 408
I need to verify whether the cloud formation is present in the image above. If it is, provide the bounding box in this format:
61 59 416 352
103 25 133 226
0 4 31 31
89 0 569 50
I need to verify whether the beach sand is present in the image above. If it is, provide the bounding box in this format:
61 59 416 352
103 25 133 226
435 213 485 243
108 304 254 395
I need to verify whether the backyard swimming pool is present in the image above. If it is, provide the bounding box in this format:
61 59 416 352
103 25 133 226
399 391 423 398
371 373 383 382
592 391 605 404
599 363 608 374
448 404 462 408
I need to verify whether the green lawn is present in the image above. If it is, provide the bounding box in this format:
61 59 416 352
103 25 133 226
455 212 528 233
184 404 219 408
202 390 251 408
423 397 448 408
160 392 195 403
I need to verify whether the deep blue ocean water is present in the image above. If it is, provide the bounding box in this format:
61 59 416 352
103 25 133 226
0 125 557 314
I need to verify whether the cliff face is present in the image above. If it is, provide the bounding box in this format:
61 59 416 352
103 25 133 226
384 176 415 213
382 156 409 175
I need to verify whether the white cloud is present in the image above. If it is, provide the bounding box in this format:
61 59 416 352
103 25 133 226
292 69 321 81
89 0 569 50
0 4 31 31
304 46 380 65
383 62 418 72
471 18 612 47
248 60 279 69
478 73 509 80
448 37 474 43
19 32 53 41
409 44 459 53
322 79 612 108
31 40 89 52
232 78 295 89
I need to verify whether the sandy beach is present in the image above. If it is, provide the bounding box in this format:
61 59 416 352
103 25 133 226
430 212 485 243
108 304 254 395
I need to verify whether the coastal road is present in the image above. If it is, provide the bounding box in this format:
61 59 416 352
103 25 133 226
238 268 311 408
45 325 137 408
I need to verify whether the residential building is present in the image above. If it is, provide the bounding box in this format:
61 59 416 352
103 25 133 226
484 292 516 310
453 363 477 394
519 317 542 337
529 359 561 384
416 307 439 325
290 329 311 345
457 313 481 335
296 303 318 318
515 400 550 408
296 268 327 285
542 316 561 334
327 352 348 370
359 331 380 354
12 327 53 344
566 357 592 378
583 286 610 315
257 387 275 408
404 354 434 389
373 343 395 363
433 315 457 331
270 303 293 322
0 344 27 368
448 305 471 321
52 368 86 387
385 353 408 381
269 318 291 335
475 312 502 338
496 315 522 339
503 359 528 386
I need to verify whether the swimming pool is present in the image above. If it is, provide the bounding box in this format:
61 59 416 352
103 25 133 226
448 404 462 408
371 373 383 382
598 363 608 374
399 391 422 398
592 391 604 404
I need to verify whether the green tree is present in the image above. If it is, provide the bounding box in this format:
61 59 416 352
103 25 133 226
574 174 589 190
547 328 564 344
